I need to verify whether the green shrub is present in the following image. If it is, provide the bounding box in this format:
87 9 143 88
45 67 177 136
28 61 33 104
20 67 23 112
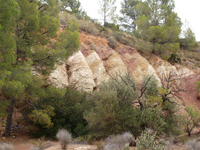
135 128 164 150
28 86 88 138
84 73 181 138
78 20 100 36
108 38 118 49
104 22 119 31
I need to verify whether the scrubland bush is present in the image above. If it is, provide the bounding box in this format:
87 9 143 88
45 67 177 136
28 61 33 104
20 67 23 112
84 73 182 139
108 38 118 49
0 142 13 150
56 129 72 150
28 87 88 138
104 132 134 150
78 20 100 36
182 106 200 136
135 128 164 150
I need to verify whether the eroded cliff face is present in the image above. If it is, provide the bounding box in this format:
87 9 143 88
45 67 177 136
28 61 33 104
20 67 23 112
48 32 196 90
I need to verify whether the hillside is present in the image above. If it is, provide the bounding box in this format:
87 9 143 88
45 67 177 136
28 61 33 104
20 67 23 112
2 8 200 150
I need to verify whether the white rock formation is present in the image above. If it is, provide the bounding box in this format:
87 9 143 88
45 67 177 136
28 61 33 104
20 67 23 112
85 51 110 85
67 51 96 92
48 63 69 88
174 64 194 78
105 51 127 76
124 52 161 84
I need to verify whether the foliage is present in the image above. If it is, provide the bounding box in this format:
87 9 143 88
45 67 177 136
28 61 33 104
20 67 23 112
60 0 81 13
182 106 200 136
108 38 118 49
196 81 200 92
133 0 182 57
56 129 72 150
84 73 181 138
0 100 9 119
28 87 88 138
0 0 80 137
29 106 55 129
98 0 117 26
104 22 119 31
120 0 139 31
135 128 164 150
180 27 197 50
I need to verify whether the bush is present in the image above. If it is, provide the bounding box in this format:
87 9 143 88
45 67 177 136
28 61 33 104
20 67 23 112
104 22 119 31
84 73 181 138
28 87 88 138
56 129 72 150
182 106 200 136
135 128 164 150
78 20 100 36
108 38 118 49
0 142 13 150
104 132 134 150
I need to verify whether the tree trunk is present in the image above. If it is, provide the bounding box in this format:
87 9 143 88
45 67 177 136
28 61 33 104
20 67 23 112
5 98 15 137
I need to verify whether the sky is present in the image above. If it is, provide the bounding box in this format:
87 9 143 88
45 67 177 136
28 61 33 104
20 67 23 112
80 0 200 41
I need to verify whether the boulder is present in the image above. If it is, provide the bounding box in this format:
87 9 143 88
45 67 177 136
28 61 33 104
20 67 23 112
67 51 96 92
48 63 69 88
148 55 179 79
85 50 110 85
104 50 127 76
117 46 161 84
174 64 194 78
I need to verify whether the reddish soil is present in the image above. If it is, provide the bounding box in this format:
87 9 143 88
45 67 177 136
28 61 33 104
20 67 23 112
178 74 200 109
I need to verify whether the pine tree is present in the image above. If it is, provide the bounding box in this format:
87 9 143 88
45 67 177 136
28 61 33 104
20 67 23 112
120 0 140 31
134 0 182 58
98 0 117 26
0 0 80 136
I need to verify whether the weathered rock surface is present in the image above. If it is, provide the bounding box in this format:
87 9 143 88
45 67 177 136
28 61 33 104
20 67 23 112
174 64 194 78
48 63 69 88
148 55 179 79
67 51 96 92
85 50 109 85
104 50 127 76
117 46 161 84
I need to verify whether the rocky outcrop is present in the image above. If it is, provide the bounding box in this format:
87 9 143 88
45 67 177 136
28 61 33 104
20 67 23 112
117 46 161 84
67 51 96 92
48 63 69 88
85 50 110 85
148 55 178 79
104 51 127 76
174 64 194 78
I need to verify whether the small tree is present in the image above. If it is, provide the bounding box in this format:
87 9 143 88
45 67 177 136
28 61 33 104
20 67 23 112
182 106 200 136
84 72 182 138
120 0 139 31
180 27 197 50
134 0 182 57
98 0 117 26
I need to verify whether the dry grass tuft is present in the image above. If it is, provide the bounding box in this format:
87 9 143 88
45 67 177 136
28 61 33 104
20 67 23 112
56 129 72 150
